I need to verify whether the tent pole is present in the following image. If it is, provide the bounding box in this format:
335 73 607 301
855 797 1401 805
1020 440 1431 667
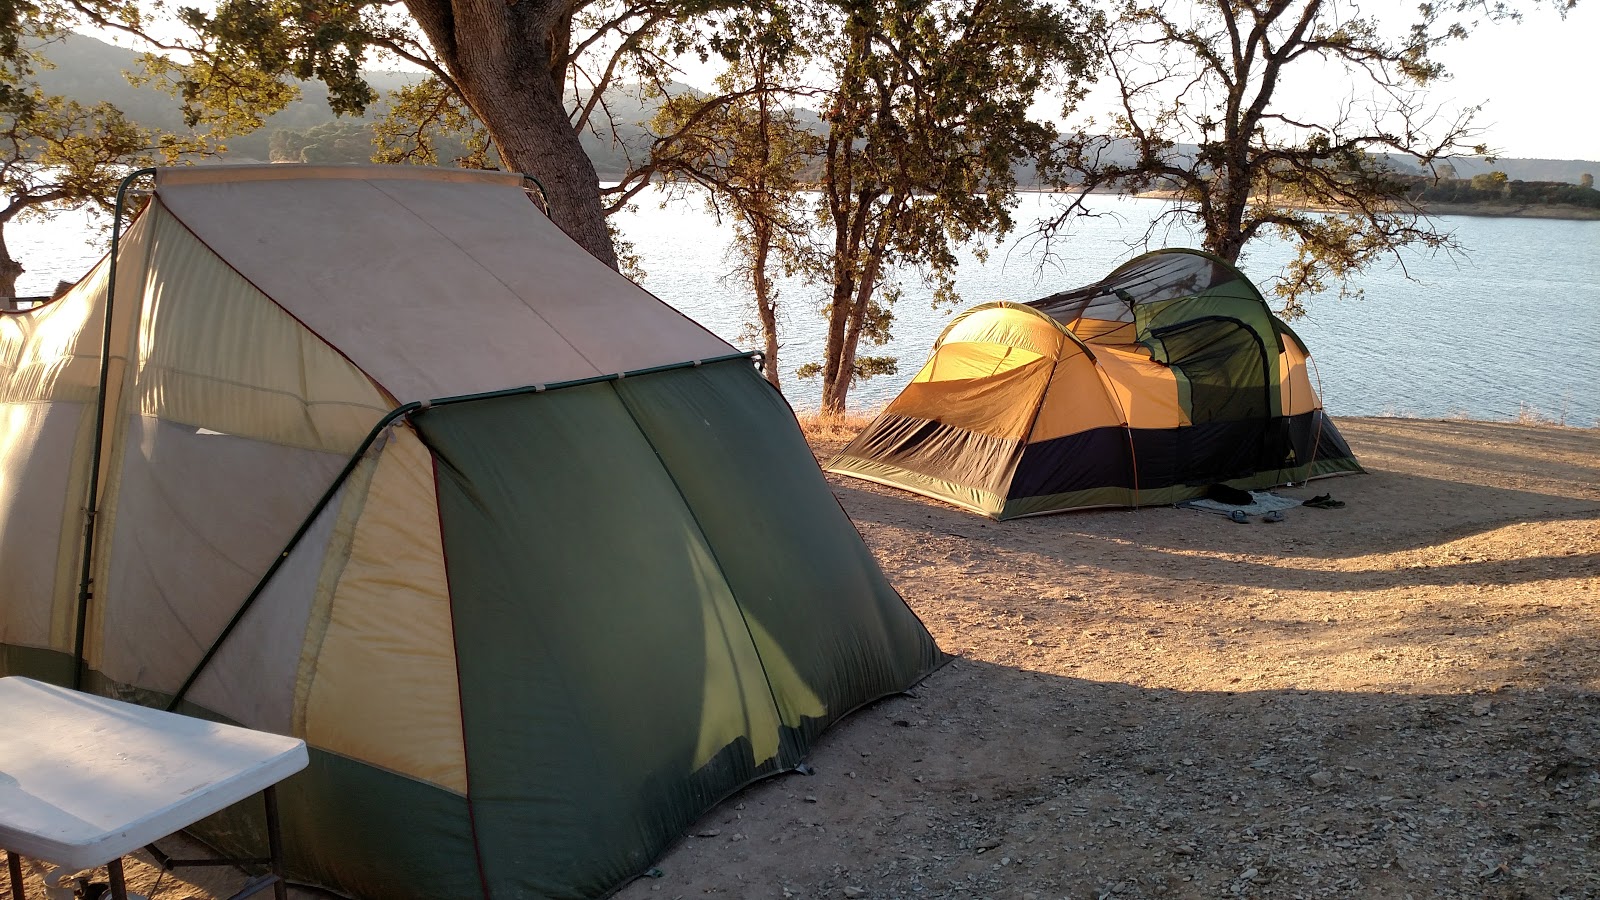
71 167 157 691
165 353 759 710
165 402 421 711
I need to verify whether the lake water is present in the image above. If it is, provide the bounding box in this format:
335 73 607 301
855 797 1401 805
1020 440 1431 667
11 192 1599 426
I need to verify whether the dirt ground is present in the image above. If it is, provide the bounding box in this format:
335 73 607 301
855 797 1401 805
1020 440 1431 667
614 416 1600 900
7 417 1598 900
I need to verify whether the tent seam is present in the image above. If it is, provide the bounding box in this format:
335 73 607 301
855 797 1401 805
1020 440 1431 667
427 447 495 900
363 179 613 376
151 200 400 408
999 345 1065 504
606 370 791 761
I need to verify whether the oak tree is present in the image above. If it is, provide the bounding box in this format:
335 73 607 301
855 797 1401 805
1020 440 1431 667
648 8 818 389
77 0 752 271
1046 0 1491 315
807 0 1099 412
0 13 200 303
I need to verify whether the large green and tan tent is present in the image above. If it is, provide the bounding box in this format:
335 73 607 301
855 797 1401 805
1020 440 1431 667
0 165 941 899
828 249 1361 519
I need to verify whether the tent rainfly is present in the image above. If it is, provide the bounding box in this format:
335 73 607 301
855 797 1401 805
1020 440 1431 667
827 249 1362 519
0 165 942 899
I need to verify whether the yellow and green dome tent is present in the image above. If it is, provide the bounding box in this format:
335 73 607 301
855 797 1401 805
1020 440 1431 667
0 165 941 898
827 249 1361 518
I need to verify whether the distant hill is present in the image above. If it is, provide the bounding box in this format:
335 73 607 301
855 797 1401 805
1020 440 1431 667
1423 156 1599 185
33 32 680 170
34 33 417 160
31 33 1600 185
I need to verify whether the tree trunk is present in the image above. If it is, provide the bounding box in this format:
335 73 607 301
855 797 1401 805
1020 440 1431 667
751 79 781 389
0 227 23 307
820 187 877 414
751 222 781 388
404 0 619 270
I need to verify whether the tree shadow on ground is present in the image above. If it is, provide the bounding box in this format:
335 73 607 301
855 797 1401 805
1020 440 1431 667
825 416 1600 594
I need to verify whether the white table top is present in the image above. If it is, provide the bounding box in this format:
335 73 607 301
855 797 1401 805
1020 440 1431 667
0 676 307 871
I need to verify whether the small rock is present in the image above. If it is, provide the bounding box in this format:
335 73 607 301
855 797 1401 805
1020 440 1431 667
1240 867 1258 881
1472 699 1492 717
1309 771 1334 788
695 829 721 838
975 837 1003 853
804 795 818 803
731 833 745 842
843 888 865 899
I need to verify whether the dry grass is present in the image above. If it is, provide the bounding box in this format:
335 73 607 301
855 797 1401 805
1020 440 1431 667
794 410 876 446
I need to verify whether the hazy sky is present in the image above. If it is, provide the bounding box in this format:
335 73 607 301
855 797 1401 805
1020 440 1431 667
82 0 1597 162
1427 2 1598 160
672 0 1598 162
1056 0 1599 162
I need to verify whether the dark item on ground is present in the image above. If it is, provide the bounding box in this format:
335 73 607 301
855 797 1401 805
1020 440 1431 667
1207 484 1255 505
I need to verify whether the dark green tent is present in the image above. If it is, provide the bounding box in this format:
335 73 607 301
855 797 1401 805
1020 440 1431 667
0 165 943 898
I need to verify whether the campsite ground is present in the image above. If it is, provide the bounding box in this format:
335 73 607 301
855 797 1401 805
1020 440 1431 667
9 417 1597 900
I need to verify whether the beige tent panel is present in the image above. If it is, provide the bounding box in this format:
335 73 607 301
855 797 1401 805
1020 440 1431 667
0 404 92 651
94 418 351 690
301 427 466 793
0 264 112 652
80 214 158 629
1026 351 1126 443
134 203 393 453
0 259 110 406
183 492 344 733
1092 346 1186 429
150 166 734 402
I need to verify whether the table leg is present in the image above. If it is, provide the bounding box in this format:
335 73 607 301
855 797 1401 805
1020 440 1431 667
6 851 24 900
106 858 128 900
264 786 287 900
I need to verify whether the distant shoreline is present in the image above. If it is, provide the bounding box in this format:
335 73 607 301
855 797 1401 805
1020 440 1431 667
1412 201 1600 221
1120 190 1600 221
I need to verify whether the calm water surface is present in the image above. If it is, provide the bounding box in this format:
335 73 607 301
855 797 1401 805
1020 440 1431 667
12 193 1599 425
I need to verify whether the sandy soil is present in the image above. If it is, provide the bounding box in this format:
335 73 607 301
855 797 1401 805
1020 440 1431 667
7 417 1598 900
614 417 1600 900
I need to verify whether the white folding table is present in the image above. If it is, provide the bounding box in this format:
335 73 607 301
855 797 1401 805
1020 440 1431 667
0 676 308 900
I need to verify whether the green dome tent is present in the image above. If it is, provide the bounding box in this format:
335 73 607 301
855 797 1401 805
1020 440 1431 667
0 165 942 898
828 249 1361 518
